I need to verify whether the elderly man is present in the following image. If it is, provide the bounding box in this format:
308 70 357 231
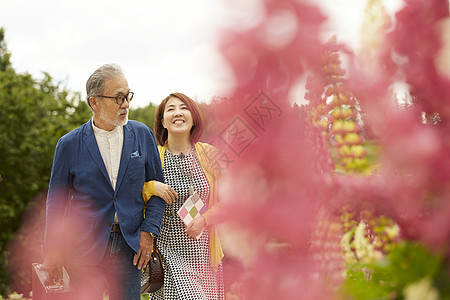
42 64 165 299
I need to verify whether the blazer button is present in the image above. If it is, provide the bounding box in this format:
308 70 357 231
114 197 118 202
107 222 112 227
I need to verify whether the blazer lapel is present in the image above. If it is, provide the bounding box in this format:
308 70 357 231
115 124 134 192
82 119 112 187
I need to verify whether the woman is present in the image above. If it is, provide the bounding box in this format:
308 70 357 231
142 93 224 299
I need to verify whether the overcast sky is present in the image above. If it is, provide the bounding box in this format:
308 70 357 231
1 0 402 107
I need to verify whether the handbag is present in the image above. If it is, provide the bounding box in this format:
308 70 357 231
32 263 75 300
141 237 164 294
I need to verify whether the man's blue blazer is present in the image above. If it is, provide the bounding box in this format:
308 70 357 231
43 119 165 265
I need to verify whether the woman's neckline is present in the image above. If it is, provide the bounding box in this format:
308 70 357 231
167 144 194 159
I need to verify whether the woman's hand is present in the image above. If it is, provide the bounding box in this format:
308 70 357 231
185 216 206 239
154 181 178 204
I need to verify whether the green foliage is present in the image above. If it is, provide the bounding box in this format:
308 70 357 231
0 28 92 296
341 242 450 299
0 28 11 71
129 103 157 130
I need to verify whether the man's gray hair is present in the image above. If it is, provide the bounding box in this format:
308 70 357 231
86 63 124 108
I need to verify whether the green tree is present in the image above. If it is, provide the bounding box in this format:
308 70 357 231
0 29 11 72
129 102 156 129
0 28 91 296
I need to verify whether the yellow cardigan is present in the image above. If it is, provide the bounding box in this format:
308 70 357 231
142 142 224 272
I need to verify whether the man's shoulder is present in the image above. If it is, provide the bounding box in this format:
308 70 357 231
59 121 88 142
125 121 156 143
53 122 89 153
126 120 150 131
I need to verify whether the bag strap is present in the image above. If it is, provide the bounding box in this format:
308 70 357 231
152 237 157 252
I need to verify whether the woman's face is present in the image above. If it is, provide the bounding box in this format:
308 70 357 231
162 97 194 137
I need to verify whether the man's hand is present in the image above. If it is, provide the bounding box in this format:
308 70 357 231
133 231 154 270
42 250 63 283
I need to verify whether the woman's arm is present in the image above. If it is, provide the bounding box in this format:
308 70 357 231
142 181 178 204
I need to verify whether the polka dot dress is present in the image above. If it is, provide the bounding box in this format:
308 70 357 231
150 148 224 300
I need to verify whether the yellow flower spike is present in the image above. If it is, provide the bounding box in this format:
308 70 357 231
334 97 341 105
351 145 366 158
403 277 440 300
344 133 360 145
385 224 400 239
339 145 351 156
331 108 341 118
353 158 366 169
349 145 360 157
333 120 346 133
343 120 355 132
342 157 353 165
347 162 357 171
335 134 344 144
343 107 354 118
318 118 328 128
